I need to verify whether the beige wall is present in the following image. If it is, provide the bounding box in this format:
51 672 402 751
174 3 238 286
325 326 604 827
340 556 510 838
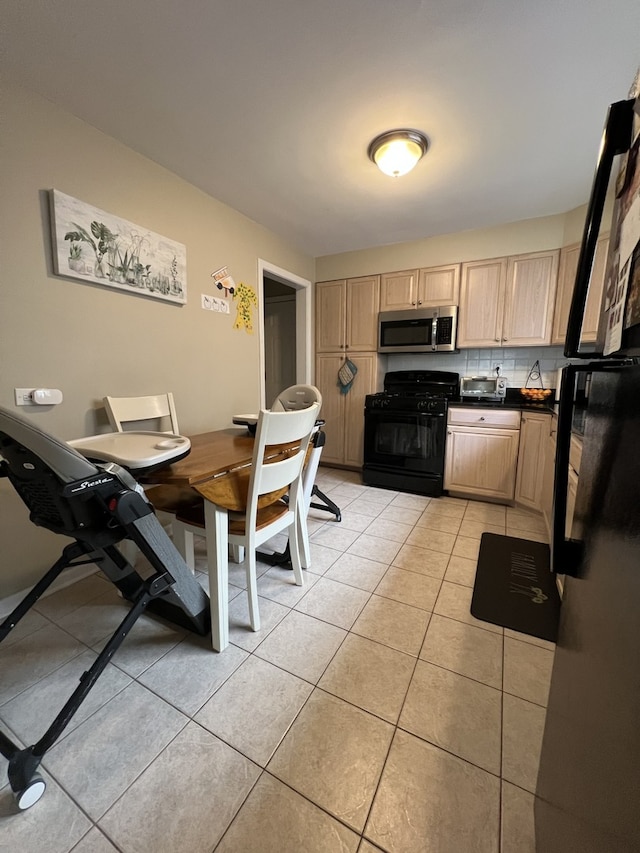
315 213 569 281
562 191 616 246
562 204 588 246
0 83 314 598
314 197 617 282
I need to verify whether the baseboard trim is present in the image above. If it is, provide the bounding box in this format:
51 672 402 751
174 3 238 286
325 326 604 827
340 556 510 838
0 563 98 619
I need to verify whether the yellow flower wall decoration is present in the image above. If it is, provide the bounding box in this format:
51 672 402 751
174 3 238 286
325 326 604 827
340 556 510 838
232 282 258 333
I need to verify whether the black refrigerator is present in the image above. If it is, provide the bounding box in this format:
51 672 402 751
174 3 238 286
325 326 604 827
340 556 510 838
535 85 640 851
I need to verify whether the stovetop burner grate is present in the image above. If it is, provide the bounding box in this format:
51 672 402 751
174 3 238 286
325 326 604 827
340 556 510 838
381 369 460 400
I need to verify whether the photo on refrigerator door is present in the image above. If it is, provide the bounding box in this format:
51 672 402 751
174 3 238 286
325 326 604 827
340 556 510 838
623 241 640 328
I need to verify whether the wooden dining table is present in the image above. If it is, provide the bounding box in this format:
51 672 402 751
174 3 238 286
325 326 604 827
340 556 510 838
141 427 299 652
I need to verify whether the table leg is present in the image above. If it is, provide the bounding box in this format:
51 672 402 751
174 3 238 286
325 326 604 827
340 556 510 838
204 500 229 652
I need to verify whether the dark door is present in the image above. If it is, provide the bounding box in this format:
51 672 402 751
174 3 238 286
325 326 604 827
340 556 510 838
535 366 640 852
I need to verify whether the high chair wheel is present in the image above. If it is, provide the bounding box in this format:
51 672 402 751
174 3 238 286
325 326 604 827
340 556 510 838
14 774 46 810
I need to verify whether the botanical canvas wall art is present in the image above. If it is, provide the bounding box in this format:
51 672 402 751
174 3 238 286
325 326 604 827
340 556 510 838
49 189 187 304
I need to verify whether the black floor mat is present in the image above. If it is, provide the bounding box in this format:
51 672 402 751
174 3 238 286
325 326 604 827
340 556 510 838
471 533 561 642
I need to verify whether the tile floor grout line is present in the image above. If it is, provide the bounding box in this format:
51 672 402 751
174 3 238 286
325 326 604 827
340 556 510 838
210 766 270 853
0 631 93 710
350 562 446 843
255 767 374 849
499 613 506 853
357 601 433 849
3 481 546 850
91 709 191 826
226 561 430 847
39 685 193 821
415 650 503 691
32 576 115 624
393 719 505 782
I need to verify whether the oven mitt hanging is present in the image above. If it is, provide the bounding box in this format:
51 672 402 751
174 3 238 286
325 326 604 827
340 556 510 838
338 358 358 394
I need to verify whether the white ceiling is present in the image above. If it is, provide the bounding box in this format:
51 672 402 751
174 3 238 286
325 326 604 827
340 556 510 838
2 1 639 257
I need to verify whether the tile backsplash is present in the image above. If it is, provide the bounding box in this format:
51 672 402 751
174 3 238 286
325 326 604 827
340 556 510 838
384 346 569 390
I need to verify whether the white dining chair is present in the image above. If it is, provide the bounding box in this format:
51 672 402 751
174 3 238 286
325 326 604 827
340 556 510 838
271 384 323 413
102 393 197 564
104 393 180 434
269 384 323 564
172 403 320 632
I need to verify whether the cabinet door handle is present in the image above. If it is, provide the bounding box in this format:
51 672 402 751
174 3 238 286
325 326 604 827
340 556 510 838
503 338 508 342
495 338 500 342
447 430 452 435
417 300 422 305
479 416 485 421
411 301 416 306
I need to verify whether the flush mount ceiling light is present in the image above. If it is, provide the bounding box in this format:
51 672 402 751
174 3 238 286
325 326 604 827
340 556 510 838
368 129 429 177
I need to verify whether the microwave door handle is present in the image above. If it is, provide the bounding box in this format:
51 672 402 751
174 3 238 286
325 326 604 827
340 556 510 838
431 316 438 351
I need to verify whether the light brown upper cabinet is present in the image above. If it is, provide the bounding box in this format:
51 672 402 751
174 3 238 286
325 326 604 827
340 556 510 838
379 270 418 312
380 264 460 312
457 258 508 347
503 250 559 346
551 234 609 346
458 250 559 348
315 275 380 353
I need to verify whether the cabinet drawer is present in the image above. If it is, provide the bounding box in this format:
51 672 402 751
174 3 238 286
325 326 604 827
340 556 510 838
448 407 521 430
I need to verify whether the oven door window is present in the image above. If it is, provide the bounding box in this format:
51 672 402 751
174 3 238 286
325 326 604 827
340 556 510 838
364 411 446 473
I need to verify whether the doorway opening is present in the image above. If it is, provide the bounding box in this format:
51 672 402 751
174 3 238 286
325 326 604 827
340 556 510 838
257 260 312 409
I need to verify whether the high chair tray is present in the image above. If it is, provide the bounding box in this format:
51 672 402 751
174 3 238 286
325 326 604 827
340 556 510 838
68 431 191 471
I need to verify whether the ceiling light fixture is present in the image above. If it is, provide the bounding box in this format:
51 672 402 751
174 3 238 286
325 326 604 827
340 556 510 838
368 129 429 177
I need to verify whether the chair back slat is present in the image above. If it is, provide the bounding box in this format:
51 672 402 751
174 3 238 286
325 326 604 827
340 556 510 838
104 394 179 434
245 404 319 522
258 452 306 496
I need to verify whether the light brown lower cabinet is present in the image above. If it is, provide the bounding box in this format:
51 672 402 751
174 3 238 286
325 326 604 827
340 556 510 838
541 417 582 542
314 351 381 467
445 408 521 501
515 412 552 509
541 425 557 535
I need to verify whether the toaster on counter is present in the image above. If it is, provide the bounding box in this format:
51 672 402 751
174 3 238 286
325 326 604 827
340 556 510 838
459 376 507 401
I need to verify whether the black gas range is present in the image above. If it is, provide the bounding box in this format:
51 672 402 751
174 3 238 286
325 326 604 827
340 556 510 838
363 370 460 496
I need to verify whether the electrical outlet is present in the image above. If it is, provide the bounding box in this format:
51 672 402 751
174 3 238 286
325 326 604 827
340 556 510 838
14 388 36 406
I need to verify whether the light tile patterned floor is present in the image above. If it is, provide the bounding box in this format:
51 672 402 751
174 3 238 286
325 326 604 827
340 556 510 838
0 469 554 853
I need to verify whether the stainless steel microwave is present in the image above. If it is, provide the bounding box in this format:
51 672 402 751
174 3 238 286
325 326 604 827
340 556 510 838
378 306 459 353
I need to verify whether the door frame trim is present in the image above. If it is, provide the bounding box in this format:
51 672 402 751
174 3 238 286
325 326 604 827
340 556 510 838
257 259 312 409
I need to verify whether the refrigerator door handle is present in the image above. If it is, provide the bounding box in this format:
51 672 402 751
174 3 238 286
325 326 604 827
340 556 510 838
551 361 633 575
551 365 584 576
564 98 634 360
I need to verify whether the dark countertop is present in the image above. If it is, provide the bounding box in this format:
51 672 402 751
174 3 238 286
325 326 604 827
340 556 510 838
450 395 556 414
449 395 588 438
